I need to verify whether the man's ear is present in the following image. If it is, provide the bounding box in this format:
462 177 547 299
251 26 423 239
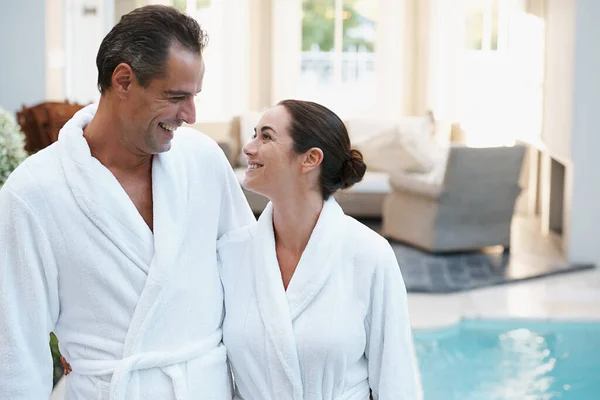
112 63 135 99
301 147 324 174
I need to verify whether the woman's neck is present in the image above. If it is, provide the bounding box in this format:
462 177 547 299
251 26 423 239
271 190 324 256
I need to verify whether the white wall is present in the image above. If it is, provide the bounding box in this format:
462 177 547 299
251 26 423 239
540 0 600 265
46 0 66 101
249 0 272 111
567 0 600 264
0 0 46 114
542 0 575 164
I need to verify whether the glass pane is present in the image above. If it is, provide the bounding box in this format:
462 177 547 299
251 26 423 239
166 0 225 119
490 0 499 50
465 0 484 50
342 0 375 52
301 0 335 96
302 0 335 52
300 0 377 115
340 0 376 104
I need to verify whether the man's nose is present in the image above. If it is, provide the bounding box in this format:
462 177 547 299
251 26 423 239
177 97 196 125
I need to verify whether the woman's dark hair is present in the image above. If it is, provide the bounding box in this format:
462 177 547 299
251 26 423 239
278 99 367 199
96 5 209 94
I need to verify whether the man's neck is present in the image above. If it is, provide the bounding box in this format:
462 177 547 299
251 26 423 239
84 98 153 174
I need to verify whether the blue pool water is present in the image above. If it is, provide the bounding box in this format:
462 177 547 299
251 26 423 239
413 320 600 400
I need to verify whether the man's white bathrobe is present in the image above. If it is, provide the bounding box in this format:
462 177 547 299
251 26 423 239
218 197 423 400
0 104 255 399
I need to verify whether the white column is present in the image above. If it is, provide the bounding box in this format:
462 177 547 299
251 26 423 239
249 0 272 111
424 0 466 122
375 0 409 117
223 0 250 116
270 0 302 103
46 0 66 101
566 0 600 264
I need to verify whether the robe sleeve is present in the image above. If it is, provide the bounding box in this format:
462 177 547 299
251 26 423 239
365 243 423 400
214 147 255 239
0 186 60 399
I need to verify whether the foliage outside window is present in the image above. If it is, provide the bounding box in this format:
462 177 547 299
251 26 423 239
171 0 211 13
302 0 374 52
300 0 377 115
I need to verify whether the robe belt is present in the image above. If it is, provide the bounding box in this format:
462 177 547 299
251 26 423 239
68 330 225 400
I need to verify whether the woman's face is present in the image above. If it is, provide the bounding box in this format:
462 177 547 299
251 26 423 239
241 105 304 199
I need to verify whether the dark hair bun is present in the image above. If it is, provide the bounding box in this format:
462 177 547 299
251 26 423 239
340 149 367 189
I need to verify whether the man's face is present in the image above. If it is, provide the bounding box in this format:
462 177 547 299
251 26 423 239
123 44 205 154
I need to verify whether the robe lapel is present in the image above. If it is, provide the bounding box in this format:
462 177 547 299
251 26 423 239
254 203 304 400
58 104 154 272
285 197 346 321
122 148 187 355
253 198 347 399
59 104 187 354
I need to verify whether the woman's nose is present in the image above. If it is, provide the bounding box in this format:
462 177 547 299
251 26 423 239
242 136 258 156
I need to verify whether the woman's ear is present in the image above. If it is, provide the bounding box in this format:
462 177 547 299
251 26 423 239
301 147 324 174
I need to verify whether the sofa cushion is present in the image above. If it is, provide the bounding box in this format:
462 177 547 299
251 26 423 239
389 170 444 199
395 117 443 173
346 171 392 194
350 116 445 174
353 128 425 173
344 117 399 143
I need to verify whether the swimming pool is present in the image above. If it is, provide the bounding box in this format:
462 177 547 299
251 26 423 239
413 320 600 399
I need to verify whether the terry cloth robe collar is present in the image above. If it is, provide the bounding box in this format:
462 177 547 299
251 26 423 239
58 104 196 399
253 196 347 400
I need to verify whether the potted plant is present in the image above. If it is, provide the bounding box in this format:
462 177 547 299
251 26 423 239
0 106 27 187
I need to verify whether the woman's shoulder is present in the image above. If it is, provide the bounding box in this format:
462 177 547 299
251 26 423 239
342 215 391 254
217 224 257 251
340 215 401 279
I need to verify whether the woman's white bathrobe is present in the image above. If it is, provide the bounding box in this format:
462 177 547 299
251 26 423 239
0 104 255 399
217 197 423 400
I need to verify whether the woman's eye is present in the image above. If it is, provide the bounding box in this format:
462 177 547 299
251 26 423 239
250 132 257 139
263 133 271 140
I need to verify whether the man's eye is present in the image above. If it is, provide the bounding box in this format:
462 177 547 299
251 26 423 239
171 97 185 102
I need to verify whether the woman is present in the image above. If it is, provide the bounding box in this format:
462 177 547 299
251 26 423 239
218 100 422 400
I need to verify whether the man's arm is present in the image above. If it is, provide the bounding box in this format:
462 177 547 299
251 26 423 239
215 147 256 238
0 187 59 399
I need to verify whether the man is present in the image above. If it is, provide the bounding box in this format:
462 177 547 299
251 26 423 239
0 5 254 399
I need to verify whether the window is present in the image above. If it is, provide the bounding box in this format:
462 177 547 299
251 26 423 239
299 0 377 116
465 0 500 51
167 0 249 121
460 0 545 146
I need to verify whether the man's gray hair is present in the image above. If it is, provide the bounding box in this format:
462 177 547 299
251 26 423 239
96 5 208 94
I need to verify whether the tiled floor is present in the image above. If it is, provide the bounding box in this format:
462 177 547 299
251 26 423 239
408 266 600 330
